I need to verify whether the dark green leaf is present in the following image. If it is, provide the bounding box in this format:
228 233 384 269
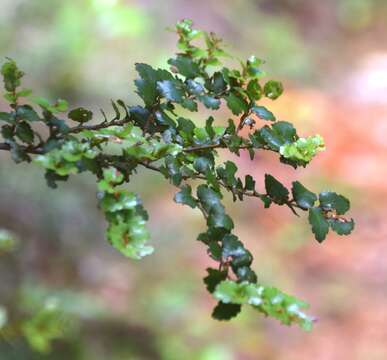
221 234 245 259
209 72 227 94
212 302 241 320
168 55 200 78
205 116 215 139
265 174 289 205
186 79 204 95
68 107 93 123
1 125 14 140
16 105 40 122
8 141 30 163
154 110 176 128
217 161 237 187
319 192 350 215
244 175 255 191
203 268 227 293
308 207 329 242
45 170 69 189
197 185 233 230
134 63 170 106
252 106 276 121
292 181 317 209
174 185 197 208
208 208 234 230
259 121 297 151
164 155 182 186
0 112 14 124
199 95 221 110
328 218 355 235
134 78 158 106
181 98 198 111
15 121 34 144
193 156 212 174
157 80 185 103
235 267 257 283
225 92 248 115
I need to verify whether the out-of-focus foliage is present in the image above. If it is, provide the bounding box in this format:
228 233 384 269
0 229 18 253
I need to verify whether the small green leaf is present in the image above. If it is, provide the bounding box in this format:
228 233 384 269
209 72 227 94
106 209 153 260
45 170 69 189
68 107 93 123
328 218 354 235
292 181 317 209
1 59 24 92
16 105 40 122
134 78 158 106
186 79 204 95
246 79 262 101
199 95 221 110
168 55 200 78
0 112 14 124
264 80 283 100
16 88 32 97
308 207 329 242
174 185 197 208
32 97 68 113
259 121 297 151
181 98 198 112
265 174 289 205
197 185 234 230
244 175 255 191
203 268 227 293
157 80 185 103
225 92 248 115
1 124 14 140
193 156 212 174
252 106 276 121
246 55 265 78
134 63 172 106
15 121 34 144
212 302 241 320
319 192 350 215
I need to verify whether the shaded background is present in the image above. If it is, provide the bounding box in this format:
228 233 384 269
1 0 387 359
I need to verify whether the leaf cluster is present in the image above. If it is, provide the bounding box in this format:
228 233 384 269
0 19 354 330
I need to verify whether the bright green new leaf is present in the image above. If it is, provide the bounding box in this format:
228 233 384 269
264 80 283 100
280 135 325 164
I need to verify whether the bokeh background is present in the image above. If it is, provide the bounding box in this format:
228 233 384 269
1 0 387 359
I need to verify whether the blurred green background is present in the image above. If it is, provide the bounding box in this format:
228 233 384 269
1 0 387 359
